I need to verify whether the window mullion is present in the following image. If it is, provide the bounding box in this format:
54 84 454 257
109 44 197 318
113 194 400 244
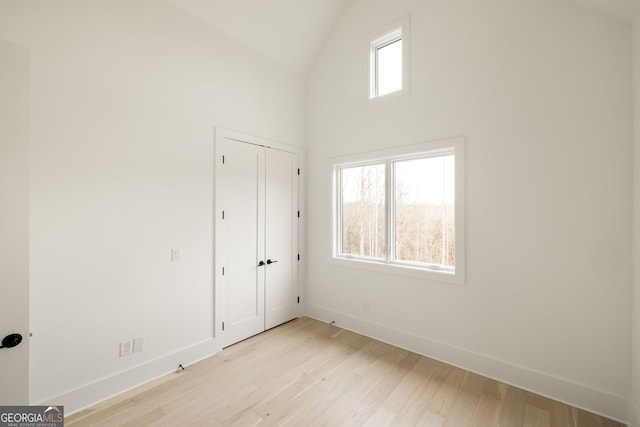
335 167 342 257
336 168 340 256
386 159 394 264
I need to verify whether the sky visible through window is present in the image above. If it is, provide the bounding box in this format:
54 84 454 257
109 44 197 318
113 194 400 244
377 39 402 96
395 155 454 205
340 156 454 205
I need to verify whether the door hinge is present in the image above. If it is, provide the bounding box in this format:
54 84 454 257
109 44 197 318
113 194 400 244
297 296 300 304
222 267 225 276
222 155 225 164
297 210 300 218
222 210 225 219
297 168 300 175
222 322 225 331
297 254 300 261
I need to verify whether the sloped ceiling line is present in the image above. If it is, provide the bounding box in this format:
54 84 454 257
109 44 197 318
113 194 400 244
167 0 348 75
167 0 638 77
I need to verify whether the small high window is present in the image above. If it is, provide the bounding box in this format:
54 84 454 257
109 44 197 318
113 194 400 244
368 18 409 100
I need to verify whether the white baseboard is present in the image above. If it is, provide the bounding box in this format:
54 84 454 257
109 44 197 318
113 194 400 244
36 338 218 416
305 304 629 424
630 398 640 427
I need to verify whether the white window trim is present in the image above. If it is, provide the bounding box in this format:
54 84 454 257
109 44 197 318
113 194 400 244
330 136 466 285
365 16 411 101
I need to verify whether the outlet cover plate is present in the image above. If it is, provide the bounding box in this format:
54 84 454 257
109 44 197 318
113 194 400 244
119 341 132 357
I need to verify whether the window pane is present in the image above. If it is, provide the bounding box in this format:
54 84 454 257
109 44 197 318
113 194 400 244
394 155 455 267
377 39 402 96
341 164 386 258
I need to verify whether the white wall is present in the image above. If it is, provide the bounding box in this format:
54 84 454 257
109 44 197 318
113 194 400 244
0 38 30 405
0 0 305 413
307 0 632 421
632 15 640 427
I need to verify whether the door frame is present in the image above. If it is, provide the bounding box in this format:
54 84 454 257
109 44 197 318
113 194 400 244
213 127 304 351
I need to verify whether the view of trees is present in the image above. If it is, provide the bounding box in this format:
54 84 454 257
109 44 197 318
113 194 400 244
394 202 455 267
340 155 455 268
341 164 386 258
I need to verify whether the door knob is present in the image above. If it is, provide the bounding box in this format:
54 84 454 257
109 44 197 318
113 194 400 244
266 259 278 265
0 333 22 349
257 260 265 267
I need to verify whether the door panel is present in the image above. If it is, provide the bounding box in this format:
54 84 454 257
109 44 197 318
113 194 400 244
216 139 265 347
265 149 298 329
0 39 30 404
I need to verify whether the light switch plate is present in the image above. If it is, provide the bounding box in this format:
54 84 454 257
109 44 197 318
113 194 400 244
133 337 144 353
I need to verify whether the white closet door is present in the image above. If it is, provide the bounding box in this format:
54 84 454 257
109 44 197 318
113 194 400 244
0 40 30 404
265 149 299 329
216 139 265 347
215 129 300 348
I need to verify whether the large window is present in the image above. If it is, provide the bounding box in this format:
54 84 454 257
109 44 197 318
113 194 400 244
333 137 465 284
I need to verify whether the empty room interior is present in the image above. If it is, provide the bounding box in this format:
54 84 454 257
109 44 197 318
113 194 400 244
2 0 640 425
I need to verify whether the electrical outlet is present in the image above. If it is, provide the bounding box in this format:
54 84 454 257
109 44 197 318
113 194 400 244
171 249 181 262
119 341 132 357
363 301 370 312
133 337 144 353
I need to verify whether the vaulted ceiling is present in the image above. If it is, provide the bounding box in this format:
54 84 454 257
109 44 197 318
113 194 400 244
167 0 347 75
167 0 638 75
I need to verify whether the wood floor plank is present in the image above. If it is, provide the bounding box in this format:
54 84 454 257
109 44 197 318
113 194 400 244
224 409 263 427
379 356 436 424
65 318 628 427
303 344 402 426
281 339 380 426
358 352 424 425
469 379 506 426
442 371 487 426
423 362 467 417
120 407 165 427
147 396 222 427
470 394 502 426
341 349 419 425
282 371 363 427
523 403 551 427
251 331 372 422
576 408 627 427
548 401 577 427
498 385 529 426
417 409 447 427
211 341 342 423
394 360 448 426
90 386 181 427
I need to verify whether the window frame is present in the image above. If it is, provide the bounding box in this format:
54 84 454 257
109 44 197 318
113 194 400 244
366 16 411 101
331 137 466 285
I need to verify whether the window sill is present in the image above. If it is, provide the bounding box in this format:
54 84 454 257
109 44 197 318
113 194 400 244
329 256 465 285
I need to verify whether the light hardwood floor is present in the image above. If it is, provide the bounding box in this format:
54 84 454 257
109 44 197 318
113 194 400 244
66 317 626 426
